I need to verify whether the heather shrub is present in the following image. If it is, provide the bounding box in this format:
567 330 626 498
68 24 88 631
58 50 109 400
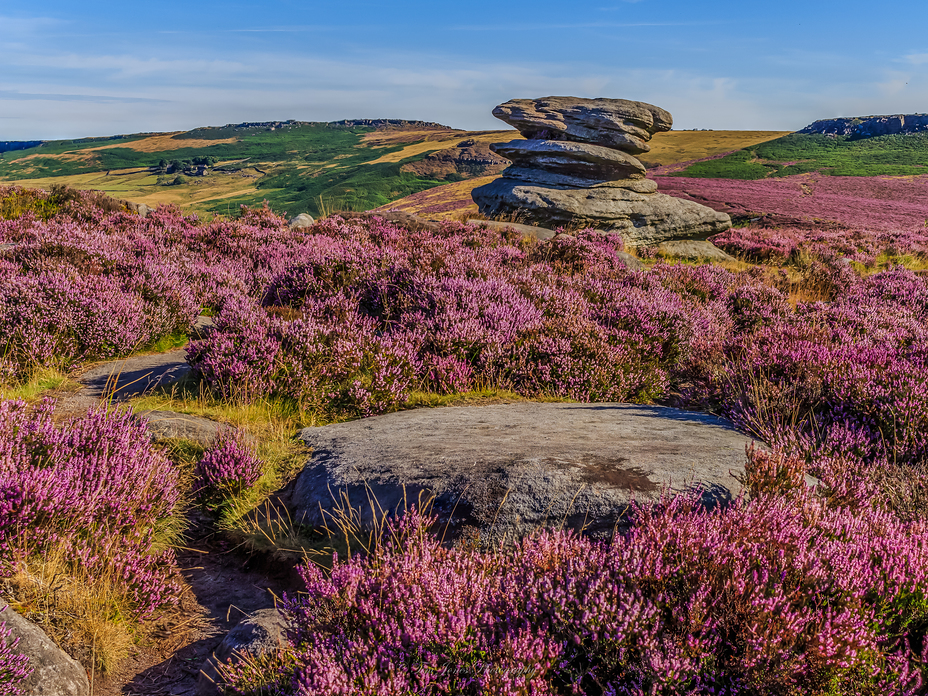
0 399 183 619
194 429 265 498
248 492 928 695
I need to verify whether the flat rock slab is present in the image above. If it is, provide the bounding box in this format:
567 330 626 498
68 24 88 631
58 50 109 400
139 410 233 447
78 349 193 400
472 179 732 247
291 403 755 544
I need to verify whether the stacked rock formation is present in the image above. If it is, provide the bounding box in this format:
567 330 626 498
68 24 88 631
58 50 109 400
472 97 731 246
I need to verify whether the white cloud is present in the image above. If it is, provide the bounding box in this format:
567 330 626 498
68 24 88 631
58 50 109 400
904 52 928 65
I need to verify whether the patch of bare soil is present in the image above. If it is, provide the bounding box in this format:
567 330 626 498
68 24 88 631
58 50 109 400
94 511 299 696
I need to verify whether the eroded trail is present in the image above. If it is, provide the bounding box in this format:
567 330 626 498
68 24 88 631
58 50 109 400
51 347 300 696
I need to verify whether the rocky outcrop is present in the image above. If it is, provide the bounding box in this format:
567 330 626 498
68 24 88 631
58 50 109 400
401 140 510 180
800 114 928 138
198 609 287 696
472 97 731 247
288 402 755 546
1 606 89 696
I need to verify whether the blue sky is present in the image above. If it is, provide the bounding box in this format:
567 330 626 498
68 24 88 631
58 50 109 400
1 0 927 139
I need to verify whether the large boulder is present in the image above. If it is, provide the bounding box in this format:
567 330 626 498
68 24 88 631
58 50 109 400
1 606 89 696
198 609 287 696
289 403 755 545
493 97 673 154
472 178 732 247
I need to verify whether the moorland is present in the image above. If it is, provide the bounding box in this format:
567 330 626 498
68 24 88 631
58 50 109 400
3 116 928 695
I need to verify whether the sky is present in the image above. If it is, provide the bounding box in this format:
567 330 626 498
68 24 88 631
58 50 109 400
1 0 927 140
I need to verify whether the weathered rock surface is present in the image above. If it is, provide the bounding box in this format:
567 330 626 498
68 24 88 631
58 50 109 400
139 410 234 446
501 168 659 191
1 606 90 696
290 403 755 544
472 178 732 247
657 240 736 262
289 213 315 228
491 139 647 182
198 609 287 696
493 97 673 154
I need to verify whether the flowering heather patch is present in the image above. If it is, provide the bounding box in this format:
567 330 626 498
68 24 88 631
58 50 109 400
0 606 31 696
709 222 928 265
238 494 928 695
0 399 182 618
656 173 928 232
193 429 265 498
188 220 688 413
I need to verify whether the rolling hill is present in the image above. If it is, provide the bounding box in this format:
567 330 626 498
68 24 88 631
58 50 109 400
0 124 787 219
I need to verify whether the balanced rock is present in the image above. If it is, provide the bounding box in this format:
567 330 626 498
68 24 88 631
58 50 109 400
289 403 754 545
473 96 731 247
494 97 673 154
473 179 732 247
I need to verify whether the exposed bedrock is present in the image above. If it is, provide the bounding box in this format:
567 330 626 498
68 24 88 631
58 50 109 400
493 96 673 154
472 178 732 247
288 403 755 546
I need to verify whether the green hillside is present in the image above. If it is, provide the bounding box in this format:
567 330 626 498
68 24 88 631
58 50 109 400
0 121 488 218
673 132 928 179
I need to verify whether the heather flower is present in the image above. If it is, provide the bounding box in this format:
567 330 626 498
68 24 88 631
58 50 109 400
0 399 182 618
193 429 264 498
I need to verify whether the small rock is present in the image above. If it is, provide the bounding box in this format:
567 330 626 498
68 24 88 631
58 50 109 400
138 410 233 447
288 213 315 228
78 349 194 400
198 608 287 696
615 250 646 270
1 605 90 696
656 240 736 262
190 315 216 340
137 203 152 218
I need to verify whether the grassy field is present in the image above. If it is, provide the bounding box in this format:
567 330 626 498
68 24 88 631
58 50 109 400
0 122 507 218
638 129 790 167
673 131 928 179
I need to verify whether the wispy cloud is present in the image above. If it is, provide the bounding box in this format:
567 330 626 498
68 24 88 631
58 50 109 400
451 21 719 31
0 90 167 104
904 52 928 65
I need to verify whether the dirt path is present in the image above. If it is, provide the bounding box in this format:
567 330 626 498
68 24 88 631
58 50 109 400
48 346 302 696
95 511 296 696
